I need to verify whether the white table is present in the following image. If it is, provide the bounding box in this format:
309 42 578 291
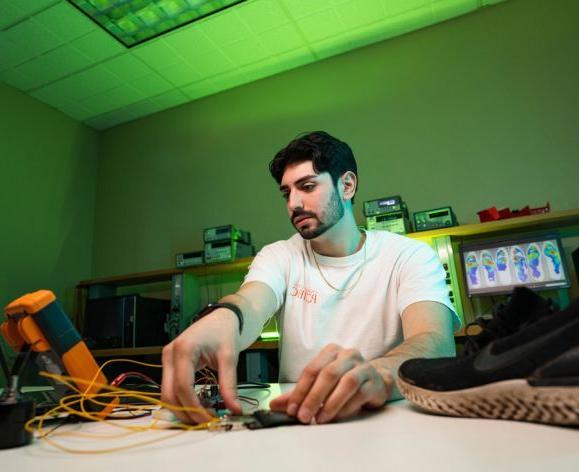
2 384 578 472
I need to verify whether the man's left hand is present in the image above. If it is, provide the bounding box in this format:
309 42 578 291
269 343 389 424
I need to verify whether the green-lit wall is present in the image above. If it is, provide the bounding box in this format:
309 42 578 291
0 82 99 312
90 0 577 277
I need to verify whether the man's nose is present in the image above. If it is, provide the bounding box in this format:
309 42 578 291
287 190 303 211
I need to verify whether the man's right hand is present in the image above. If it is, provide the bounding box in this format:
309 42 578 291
161 308 243 424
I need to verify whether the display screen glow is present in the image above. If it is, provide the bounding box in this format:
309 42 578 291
461 235 570 297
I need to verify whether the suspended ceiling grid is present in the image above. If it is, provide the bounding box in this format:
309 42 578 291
0 0 505 130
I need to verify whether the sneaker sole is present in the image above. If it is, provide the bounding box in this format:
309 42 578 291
397 377 579 425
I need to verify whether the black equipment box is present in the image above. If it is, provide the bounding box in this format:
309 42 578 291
84 295 169 349
176 249 204 268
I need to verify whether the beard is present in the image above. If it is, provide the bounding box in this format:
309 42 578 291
291 187 345 240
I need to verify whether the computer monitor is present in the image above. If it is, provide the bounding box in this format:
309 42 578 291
460 234 570 297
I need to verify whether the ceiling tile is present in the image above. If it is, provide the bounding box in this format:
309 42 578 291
257 23 306 56
159 61 203 87
0 32 35 70
85 108 136 130
181 79 218 100
279 0 334 20
384 4 435 37
103 53 152 81
236 0 291 34
100 84 146 108
67 65 120 98
81 84 144 115
2 17 63 59
186 49 235 77
381 0 432 17
0 3 23 30
129 73 174 96
208 69 250 92
197 8 252 46
15 44 92 90
71 29 125 63
29 74 97 105
118 98 165 119
242 46 315 83
296 8 345 43
0 67 38 90
163 25 215 57
430 0 479 21
310 18 392 59
0 0 58 30
34 1 96 43
132 39 182 71
29 80 75 105
220 36 268 67
29 85 72 110
333 0 387 30
55 99 95 121
153 89 189 108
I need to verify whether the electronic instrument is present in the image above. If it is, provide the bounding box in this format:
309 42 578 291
363 195 406 217
204 240 254 264
413 206 458 232
176 249 204 268
1 290 118 415
204 225 251 245
365 211 411 234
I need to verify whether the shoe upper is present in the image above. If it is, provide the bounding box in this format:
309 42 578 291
399 298 579 392
463 287 556 356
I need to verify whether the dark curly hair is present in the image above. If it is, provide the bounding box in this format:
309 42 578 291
269 131 358 203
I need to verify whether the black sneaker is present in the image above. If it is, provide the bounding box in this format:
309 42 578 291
463 287 556 356
398 299 579 425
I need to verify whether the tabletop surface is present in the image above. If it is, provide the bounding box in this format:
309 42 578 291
2 384 578 472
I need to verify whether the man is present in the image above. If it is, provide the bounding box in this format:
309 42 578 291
161 131 460 425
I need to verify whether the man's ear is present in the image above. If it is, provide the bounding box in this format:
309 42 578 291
340 171 357 202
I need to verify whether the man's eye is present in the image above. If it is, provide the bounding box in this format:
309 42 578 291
302 184 316 192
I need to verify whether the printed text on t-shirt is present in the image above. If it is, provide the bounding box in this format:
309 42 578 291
290 284 319 304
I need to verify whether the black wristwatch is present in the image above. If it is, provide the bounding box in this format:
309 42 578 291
194 302 244 335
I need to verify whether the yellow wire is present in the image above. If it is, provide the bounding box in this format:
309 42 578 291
26 358 223 454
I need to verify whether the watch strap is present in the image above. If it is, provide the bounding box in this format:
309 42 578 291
195 302 244 335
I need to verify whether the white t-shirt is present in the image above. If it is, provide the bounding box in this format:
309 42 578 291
243 230 461 382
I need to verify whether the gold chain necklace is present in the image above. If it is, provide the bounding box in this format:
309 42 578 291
311 231 367 294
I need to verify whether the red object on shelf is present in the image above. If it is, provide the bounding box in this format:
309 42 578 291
477 207 500 222
498 208 512 219
511 206 531 218
477 202 551 223
530 202 551 215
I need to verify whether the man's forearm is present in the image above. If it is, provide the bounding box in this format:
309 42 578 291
370 332 456 401
218 293 271 351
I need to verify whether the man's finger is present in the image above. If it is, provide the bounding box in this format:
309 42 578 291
161 344 188 423
217 349 241 415
173 344 213 424
296 355 359 423
332 380 376 421
287 344 341 417
315 365 369 423
269 391 292 411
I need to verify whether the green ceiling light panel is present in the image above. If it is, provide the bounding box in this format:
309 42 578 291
67 0 246 47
